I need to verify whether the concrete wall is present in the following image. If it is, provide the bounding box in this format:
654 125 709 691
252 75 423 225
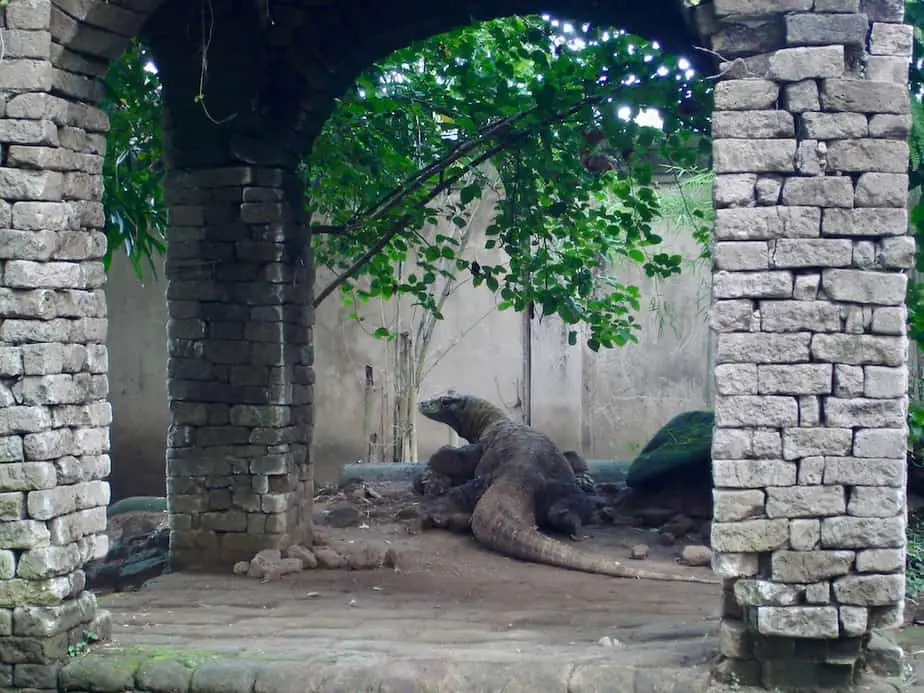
105 178 713 497
107 252 169 501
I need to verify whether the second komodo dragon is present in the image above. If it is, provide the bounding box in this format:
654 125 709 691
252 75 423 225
417 391 718 584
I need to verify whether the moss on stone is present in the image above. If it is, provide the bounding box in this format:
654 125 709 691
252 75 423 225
626 410 715 490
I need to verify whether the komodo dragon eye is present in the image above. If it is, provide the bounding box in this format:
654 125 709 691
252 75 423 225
440 395 456 407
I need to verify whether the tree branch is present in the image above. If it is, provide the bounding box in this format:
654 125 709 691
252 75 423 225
312 93 606 308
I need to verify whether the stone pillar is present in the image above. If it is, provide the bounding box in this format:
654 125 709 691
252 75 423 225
164 166 314 570
0 1 113 683
709 1 912 688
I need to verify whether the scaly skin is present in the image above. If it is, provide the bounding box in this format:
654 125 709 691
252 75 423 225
418 391 719 584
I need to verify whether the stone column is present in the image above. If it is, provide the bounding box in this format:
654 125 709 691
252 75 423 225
164 166 314 570
0 0 113 684
709 0 912 688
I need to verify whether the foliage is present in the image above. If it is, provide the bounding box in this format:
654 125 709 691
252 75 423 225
102 16 709 351
306 16 710 351
99 38 166 281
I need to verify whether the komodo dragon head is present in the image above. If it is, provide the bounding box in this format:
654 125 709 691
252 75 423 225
418 391 508 442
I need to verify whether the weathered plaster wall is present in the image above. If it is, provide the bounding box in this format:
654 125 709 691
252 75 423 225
105 180 713 491
106 253 168 501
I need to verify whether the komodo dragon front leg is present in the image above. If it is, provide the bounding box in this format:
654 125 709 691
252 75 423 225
420 477 487 534
534 480 601 541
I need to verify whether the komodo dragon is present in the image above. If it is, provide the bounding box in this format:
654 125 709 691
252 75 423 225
417 391 719 584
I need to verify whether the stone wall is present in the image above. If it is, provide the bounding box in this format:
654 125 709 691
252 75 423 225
163 167 314 570
706 0 912 688
0 0 120 681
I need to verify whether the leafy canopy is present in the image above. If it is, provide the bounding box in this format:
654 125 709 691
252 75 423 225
305 16 709 351
101 15 710 350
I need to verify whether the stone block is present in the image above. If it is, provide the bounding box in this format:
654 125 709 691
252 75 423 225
853 428 906 458
864 366 907 398
795 138 825 175
868 603 904 630
0 438 24 464
799 112 867 139
785 12 868 46
714 459 796 488
780 176 853 207
758 364 832 395
0 58 53 91
811 334 905 366
834 574 904 606
825 457 905 487
839 606 868 636
0 462 56 491
48 507 107 545
735 580 804 606
712 519 790 552
834 365 864 397
816 0 859 9
724 45 845 82
855 548 904 573
855 173 908 208
757 606 839 638
713 174 757 207
712 552 760 578
869 113 911 138
714 206 820 240
867 53 908 84
16 544 80 579
784 80 820 112
799 457 825 485
824 397 904 427
772 550 854 583
791 519 821 550
712 429 752 459
847 486 903 518
714 364 758 395
713 489 765 522
826 140 910 173
756 175 783 204
822 207 907 237
782 428 850 459
713 139 797 173
806 582 831 604
861 0 904 21
0 169 62 201
879 236 915 269
714 241 769 270
715 396 798 427
822 79 909 115
713 79 780 111
766 486 846 518
871 307 906 335
713 110 794 139
771 239 853 271
714 0 812 13
821 515 904 548
793 273 820 300
870 22 913 56
716 333 810 364
821 268 906 305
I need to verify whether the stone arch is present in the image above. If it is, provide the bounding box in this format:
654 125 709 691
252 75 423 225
0 0 913 689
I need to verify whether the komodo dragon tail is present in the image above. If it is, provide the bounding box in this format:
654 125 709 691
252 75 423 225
470 486 720 585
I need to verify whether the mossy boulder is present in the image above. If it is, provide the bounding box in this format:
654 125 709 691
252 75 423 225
108 496 167 518
626 410 714 491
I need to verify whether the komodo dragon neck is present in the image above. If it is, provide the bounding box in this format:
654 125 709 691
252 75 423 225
418 393 508 443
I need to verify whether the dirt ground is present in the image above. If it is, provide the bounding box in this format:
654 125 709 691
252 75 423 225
98 481 719 671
